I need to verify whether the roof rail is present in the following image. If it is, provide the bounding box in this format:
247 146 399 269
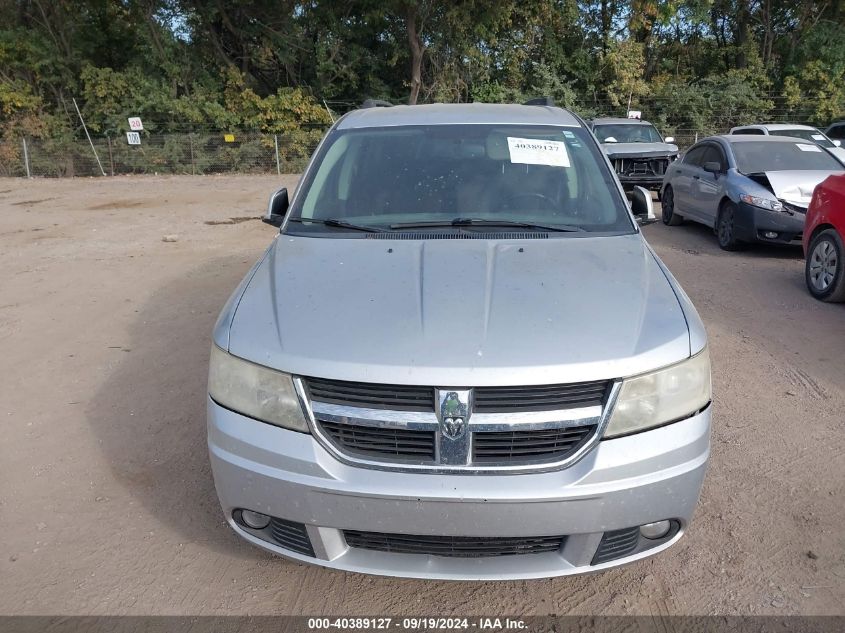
523 96 555 107
361 99 394 109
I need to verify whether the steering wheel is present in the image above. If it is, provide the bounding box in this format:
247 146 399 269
499 192 558 212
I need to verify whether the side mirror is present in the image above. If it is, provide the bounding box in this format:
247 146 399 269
262 187 289 227
703 161 721 175
630 186 657 225
834 140 842 147
664 136 675 144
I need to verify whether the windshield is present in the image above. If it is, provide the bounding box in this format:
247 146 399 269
288 124 633 234
593 123 663 144
770 129 835 149
733 140 843 173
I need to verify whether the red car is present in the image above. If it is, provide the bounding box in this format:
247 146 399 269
804 174 845 302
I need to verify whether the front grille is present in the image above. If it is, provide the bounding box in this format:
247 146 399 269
473 425 596 463
320 420 436 461
592 527 640 564
474 380 610 412
779 200 806 215
306 377 434 411
306 377 613 470
269 518 315 557
344 530 566 557
612 157 669 178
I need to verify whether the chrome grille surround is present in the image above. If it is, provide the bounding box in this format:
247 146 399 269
296 377 621 474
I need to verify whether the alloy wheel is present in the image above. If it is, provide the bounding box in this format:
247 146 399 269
809 239 838 291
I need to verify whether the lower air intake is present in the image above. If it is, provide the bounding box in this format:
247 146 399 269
592 526 640 564
268 518 315 557
344 531 565 558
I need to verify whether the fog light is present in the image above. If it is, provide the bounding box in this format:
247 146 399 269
240 509 271 529
763 231 778 239
640 520 671 540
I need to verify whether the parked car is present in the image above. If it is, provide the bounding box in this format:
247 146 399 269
661 135 845 250
730 123 845 163
208 101 712 580
825 121 845 144
588 117 679 193
804 174 845 302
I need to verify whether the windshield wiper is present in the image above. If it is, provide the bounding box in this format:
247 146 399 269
287 217 386 233
389 218 584 232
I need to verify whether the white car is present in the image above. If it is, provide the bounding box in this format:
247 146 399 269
730 123 845 163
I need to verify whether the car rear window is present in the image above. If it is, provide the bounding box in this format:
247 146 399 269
771 129 835 148
732 141 843 172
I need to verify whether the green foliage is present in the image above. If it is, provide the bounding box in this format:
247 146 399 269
1 0 844 176
604 41 650 107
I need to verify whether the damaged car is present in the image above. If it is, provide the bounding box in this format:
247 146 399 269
589 117 679 193
660 135 845 250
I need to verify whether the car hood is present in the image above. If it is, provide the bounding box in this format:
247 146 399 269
764 170 844 208
603 142 679 158
227 234 692 386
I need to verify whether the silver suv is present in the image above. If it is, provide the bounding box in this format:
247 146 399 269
208 102 711 580
589 117 679 192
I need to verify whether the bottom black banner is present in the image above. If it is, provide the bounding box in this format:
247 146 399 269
0 617 842 633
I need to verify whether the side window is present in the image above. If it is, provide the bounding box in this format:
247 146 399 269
683 146 707 167
716 146 728 170
702 145 727 171
828 124 845 141
733 128 765 135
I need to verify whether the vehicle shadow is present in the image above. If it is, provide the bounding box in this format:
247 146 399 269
84 255 272 559
648 218 804 260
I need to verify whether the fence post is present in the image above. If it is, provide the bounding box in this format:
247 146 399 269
189 134 195 175
274 134 281 176
72 97 106 176
22 137 31 178
107 136 115 176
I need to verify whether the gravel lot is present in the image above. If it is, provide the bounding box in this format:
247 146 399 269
1 175 843 616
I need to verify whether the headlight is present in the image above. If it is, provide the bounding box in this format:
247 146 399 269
208 345 309 432
740 194 782 212
604 348 711 439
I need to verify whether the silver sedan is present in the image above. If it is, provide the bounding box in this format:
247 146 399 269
660 135 844 250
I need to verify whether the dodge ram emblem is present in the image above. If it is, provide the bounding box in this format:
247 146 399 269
439 390 469 440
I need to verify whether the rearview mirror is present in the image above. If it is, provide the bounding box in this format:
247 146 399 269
604 136 618 143
262 187 289 227
664 136 675 144
703 161 721 175
630 186 657 225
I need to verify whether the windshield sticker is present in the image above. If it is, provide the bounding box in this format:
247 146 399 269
507 137 570 167
797 143 822 152
811 134 826 141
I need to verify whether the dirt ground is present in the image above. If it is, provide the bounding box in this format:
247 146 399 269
1 175 843 616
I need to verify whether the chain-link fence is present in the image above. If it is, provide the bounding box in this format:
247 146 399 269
1 127 330 178
4 126 717 178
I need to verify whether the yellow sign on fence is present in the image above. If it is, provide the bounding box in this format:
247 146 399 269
224 134 235 143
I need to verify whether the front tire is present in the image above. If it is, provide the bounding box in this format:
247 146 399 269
805 229 845 302
661 186 682 226
716 202 743 251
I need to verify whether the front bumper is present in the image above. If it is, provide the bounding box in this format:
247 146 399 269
735 201 806 244
208 398 710 580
